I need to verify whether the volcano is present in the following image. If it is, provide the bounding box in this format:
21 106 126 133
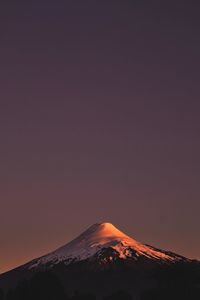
0 222 195 297
27 222 186 269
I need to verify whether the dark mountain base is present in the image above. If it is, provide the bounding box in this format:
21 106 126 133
1 260 200 300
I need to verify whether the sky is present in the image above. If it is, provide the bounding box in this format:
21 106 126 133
1 1 200 273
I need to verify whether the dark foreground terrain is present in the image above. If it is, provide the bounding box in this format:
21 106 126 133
0 259 200 300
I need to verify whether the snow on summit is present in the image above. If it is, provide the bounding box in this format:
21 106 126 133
28 222 185 269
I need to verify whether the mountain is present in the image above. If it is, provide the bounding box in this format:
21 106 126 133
0 222 199 298
27 222 187 269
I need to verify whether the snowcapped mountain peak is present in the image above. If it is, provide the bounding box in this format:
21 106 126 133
80 222 130 243
28 222 186 269
58 221 139 254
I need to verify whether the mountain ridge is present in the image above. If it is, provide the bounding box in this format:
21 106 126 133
20 222 189 271
0 222 199 298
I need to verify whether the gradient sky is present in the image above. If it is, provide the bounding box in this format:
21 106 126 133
1 1 200 274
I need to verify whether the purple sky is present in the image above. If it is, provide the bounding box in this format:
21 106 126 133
1 1 200 273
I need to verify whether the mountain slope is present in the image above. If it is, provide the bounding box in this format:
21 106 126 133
26 222 186 270
0 222 192 295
